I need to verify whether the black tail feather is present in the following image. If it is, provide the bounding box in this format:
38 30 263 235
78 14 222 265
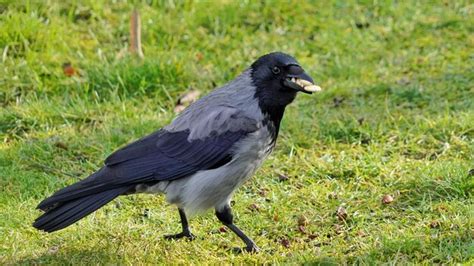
36 168 110 211
33 186 130 232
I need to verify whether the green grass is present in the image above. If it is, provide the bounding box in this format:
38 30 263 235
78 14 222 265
1 0 473 264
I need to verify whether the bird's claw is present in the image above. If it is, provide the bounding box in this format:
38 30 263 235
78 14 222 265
164 231 196 241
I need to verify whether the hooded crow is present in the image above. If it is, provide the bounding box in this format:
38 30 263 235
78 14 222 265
33 52 322 252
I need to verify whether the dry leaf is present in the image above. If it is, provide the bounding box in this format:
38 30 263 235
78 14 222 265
174 104 186 113
62 62 76 77
48 245 59 254
258 188 269 197
429 221 440 228
278 173 289 182
273 213 279 222
248 203 260 212
280 238 290 248
196 52 204 61
177 89 200 105
336 206 348 221
297 225 306 234
382 195 394 204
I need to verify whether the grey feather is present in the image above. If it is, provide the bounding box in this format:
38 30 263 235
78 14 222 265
165 70 264 140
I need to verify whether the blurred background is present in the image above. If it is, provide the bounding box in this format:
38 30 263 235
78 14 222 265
0 1 472 264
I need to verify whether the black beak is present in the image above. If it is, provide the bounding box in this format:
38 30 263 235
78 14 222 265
283 72 322 94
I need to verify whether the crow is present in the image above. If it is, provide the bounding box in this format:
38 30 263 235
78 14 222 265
33 52 322 252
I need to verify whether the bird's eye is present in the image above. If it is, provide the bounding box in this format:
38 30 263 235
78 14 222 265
271 66 281 75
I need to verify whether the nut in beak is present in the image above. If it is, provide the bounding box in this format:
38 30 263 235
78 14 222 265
290 77 322 92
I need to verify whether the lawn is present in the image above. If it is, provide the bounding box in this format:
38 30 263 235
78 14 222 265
0 1 473 264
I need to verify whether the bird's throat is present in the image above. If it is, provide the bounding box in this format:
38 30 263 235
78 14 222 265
261 104 286 142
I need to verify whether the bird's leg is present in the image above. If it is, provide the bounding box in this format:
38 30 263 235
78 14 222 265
215 204 259 253
164 208 195 240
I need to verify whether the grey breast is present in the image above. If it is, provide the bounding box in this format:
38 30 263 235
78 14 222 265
174 125 275 214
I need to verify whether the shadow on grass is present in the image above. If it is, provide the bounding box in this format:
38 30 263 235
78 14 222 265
13 249 120 265
306 229 472 264
361 230 471 263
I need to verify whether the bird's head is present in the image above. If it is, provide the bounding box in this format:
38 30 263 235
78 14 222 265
250 52 322 107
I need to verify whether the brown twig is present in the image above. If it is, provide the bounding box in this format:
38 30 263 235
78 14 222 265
130 9 144 59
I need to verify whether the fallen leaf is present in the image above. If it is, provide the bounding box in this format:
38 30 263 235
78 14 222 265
429 221 440 228
219 226 228 233
62 62 76 77
174 89 201 113
177 89 200 105
297 225 306 234
280 238 290 248
278 173 289 182
258 188 269 197
273 213 279 222
248 203 260 212
174 104 186 113
48 245 59 254
336 206 348 221
196 52 204 61
382 195 394 204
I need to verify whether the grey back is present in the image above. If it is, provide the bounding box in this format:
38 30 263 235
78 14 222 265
165 69 264 140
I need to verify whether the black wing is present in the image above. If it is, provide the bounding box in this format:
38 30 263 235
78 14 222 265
103 128 251 183
35 128 252 230
36 104 260 212
37 127 254 211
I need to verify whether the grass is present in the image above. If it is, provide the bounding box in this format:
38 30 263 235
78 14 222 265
0 0 473 264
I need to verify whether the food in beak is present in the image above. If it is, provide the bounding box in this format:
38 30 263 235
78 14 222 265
290 77 322 92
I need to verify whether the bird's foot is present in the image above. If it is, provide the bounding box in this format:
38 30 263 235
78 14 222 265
231 245 260 254
164 231 196 241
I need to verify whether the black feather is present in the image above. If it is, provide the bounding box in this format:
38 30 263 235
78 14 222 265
33 186 130 232
35 128 254 230
104 129 250 182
